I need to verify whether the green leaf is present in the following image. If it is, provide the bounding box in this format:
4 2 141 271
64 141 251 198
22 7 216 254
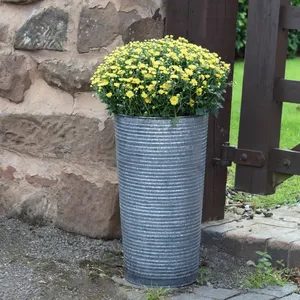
170 117 180 127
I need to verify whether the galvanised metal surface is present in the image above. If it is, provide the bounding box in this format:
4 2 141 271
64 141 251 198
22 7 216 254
115 115 209 288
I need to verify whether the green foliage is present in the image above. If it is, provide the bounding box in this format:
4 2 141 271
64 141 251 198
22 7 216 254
244 251 288 289
236 0 248 58
197 268 212 286
236 0 300 58
145 287 168 300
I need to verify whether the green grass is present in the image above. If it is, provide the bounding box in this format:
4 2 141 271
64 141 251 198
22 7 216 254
145 287 168 300
229 58 300 208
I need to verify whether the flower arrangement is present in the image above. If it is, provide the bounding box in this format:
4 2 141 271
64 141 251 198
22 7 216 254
91 36 231 118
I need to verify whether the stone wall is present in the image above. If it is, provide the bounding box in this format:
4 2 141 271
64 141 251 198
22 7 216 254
0 0 166 238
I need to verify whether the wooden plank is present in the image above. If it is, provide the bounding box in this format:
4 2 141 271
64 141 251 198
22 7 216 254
165 0 189 38
275 79 300 104
165 0 238 221
272 144 300 186
187 0 238 221
235 0 290 195
269 145 300 175
280 6 300 30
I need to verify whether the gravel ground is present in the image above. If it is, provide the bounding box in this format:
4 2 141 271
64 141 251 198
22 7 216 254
200 246 253 289
0 216 125 300
0 216 254 300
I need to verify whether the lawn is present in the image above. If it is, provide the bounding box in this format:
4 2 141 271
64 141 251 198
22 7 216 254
228 58 300 207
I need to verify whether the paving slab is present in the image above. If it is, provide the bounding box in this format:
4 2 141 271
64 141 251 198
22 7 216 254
124 290 145 300
201 208 300 267
281 294 300 300
289 241 300 268
254 215 300 229
193 286 241 299
228 293 275 300
267 231 300 266
170 294 214 300
252 284 297 298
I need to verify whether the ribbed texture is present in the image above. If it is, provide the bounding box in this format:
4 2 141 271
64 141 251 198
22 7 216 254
115 115 209 288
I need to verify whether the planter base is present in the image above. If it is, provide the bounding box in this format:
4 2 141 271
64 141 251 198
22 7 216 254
125 270 198 288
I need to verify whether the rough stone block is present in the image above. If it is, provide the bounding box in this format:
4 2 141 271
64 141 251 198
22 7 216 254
38 60 96 95
14 7 68 51
0 166 16 181
0 24 9 43
55 172 120 239
2 0 41 3
122 17 164 44
0 150 120 239
77 3 119 53
0 53 36 103
77 3 139 53
0 114 116 167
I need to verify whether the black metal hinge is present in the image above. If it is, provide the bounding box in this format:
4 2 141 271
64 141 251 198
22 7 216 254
213 142 266 168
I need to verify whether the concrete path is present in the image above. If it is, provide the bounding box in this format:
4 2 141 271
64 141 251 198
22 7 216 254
201 204 300 268
121 284 300 299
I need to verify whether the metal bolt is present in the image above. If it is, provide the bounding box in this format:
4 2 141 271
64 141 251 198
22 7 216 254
241 153 248 161
283 159 291 167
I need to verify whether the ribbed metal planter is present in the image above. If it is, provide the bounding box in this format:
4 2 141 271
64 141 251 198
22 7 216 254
115 115 209 288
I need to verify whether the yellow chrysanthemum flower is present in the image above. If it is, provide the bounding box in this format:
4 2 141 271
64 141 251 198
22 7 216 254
132 78 141 84
145 98 151 104
185 69 193 76
147 85 155 92
99 79 109 86
170 95 179 106
196 88 203 96
189 99 195 107
106 92 113 98
141 91 148 98
126 90 134 98
188 65 197 70
190 79 198 86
